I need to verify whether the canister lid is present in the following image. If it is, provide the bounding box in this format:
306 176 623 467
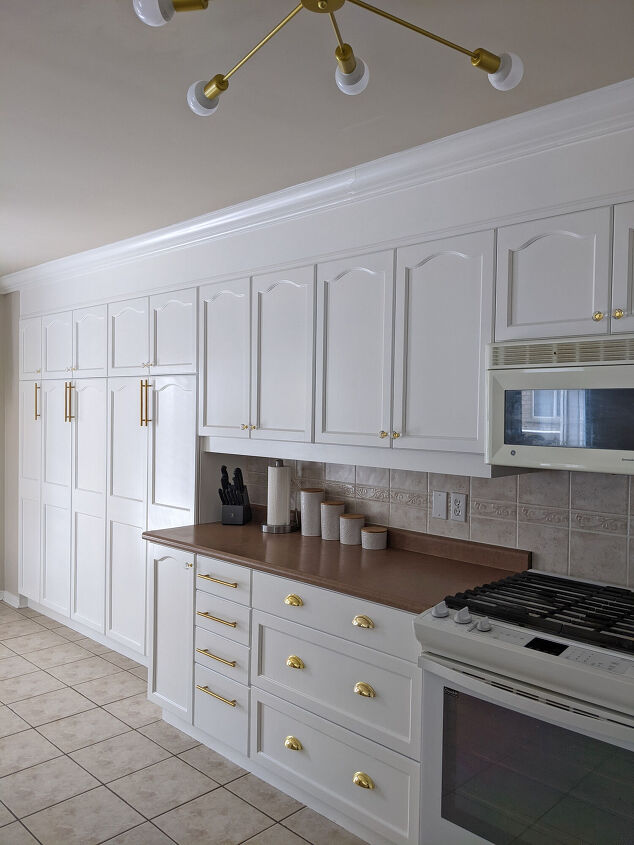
300 488 325 493
322 500 344 506
340 513 365 519
361 525 387 533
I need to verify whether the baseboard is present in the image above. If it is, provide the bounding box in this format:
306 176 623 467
1 591 28 608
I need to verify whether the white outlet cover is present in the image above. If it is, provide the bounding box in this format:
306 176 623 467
450 493 467 522
432 491 448 520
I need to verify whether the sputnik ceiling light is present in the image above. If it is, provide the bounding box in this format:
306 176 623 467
133 0 524 116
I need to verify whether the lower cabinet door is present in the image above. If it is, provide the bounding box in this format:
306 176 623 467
194 663 249 756
148 545 194 722
251 688 420 845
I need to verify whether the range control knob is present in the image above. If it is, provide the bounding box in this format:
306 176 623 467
431 601 449 618
454 607 473 625
476 617 492 632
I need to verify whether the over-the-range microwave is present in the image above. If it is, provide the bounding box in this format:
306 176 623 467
486 337 634 474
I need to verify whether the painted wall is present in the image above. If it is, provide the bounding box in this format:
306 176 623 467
2 293 19 597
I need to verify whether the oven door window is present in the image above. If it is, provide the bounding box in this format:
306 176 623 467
442 688 634 845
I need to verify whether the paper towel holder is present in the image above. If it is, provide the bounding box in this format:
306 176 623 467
261 459 299 534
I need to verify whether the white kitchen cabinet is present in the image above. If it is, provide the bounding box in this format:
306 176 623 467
315 251 394 447
199 278 251 438
19 318 42 380
495 207 611 341
612 201 634 333
149 289 197 375
251 266 314 442
73 305 107 378
393 232 493 453
18 381 42 601
108 298 150 376
41 312 73 379
148 545 194 721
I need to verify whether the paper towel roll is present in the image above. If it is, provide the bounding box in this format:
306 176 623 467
267 461 291 526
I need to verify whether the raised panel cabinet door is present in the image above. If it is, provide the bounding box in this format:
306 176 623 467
495 207 611 341
148 545 194 721
612 201 634 333
73 305 107 378
41 312 73 379
147 376 197 530
251 266 315 442
106 377 148 655
199 279 250 437
19 317 42 380
149 288 197 375
315 251 394 447
393 231 494 453
108 297 150 376
18 381 42 601
40 380 72 616
71 379 107 632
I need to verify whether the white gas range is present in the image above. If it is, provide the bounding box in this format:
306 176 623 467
413 571 634 845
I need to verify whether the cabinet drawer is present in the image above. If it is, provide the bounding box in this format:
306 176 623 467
252 571 419 663
195 591 250 646
195 627 250 686
251 688 419 845
194 663 249 756
196 555 251 606
252 611 420 759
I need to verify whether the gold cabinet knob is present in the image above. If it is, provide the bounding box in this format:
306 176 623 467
284 594 303 607
354 682 376 698
352 771 375 790
250 424 257 430
391 431 401 439
240 423 249 430
592 311 604 322
613 308 625 319
286 655 305 670
378 430 388 439
284 735 303 751
185 562 193 569
352 614 374 629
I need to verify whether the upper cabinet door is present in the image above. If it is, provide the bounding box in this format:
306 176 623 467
612 202 634 334
150 289 197 375
315 251 394 447
108 297 149 376
394 232 494 454
41 312 73 379
495 208 611 341
199 279 251 437
251 266 315 442
19 317 42 380
73 305 107 378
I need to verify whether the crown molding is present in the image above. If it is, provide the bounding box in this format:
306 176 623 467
2 78 633 295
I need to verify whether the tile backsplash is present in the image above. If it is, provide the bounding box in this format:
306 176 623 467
239 457 633 588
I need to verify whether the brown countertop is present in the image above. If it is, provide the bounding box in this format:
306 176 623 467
142 522 529 615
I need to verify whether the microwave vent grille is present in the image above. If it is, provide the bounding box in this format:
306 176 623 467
490 338 634 368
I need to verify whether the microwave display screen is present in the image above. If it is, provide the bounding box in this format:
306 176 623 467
504 389 634 450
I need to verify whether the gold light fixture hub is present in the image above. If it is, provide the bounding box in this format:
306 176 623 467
301 0 345 13
204 74 229 100
335 43 357 73
471 47 501 73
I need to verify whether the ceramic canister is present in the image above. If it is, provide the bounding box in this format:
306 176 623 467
320 500 345 540
361 525 388 550
300 488 325 536
339 513 365 545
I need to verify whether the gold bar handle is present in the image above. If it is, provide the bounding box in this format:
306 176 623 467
196 648 237 667
197 573 238 588
144 379 152 424
64 382 69 422
139 379 145 427
352 771 375 790
196 610 237 628
34 382 40 420
352 614 374 629
67 383 75 421
196 684 236 707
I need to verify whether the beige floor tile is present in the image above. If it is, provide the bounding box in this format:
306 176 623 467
47 656 122 685
0 644 16 660
0 705 29 738
103 652 143 670
73 671 146 704
69 730 171 781
34 616 70 629
10 687 95 727
138 720 199 753
0 671 66 704
24 642 94 669
38 707 130 752
0 821 40 844
50 625 88 642
103 693 161 728
154 789 273 845
0 801 14 826
0 729 61 777
128 665 148 681
22 786 143 845
102 822 176 844
1 630 68 655
226 774 303 821
0 756 100 817
0 621 44 640
0 656 37 681
109 757 219 818
282 808 368 844
14 609 44 620
243 825 309 845
0 610 26 625
73 638 115 655
178 745 247 784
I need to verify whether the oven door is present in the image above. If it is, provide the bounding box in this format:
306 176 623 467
420 654 634 845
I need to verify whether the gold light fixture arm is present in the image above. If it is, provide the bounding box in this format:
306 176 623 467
328 12 345 50
329 12 357 74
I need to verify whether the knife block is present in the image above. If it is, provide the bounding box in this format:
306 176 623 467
221 504 252 525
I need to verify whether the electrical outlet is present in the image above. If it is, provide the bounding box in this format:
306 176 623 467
450 492 467 522
431 491 448 520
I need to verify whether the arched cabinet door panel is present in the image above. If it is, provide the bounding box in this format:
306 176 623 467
150 289 197 375
73 306 107 378
19 317 42 380
42 312 73 379
108 298 150 377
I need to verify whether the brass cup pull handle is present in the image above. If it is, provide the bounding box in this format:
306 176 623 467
286 655 305 670
354 682 376 698
592 311 604 322
352 614 374 629
196 648 236 667
284 735 303 751
196 684 236 707
613 308 625 319
196 611 237 628
284 594 303 607
197 573 238 588
34 382 40 420
352 771 375 790
378 430 388 439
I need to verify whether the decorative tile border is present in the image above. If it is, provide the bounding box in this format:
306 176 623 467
389 489 428 509
518 505 570 527
470 500 517 521
570 511 628 535
355 485 390 503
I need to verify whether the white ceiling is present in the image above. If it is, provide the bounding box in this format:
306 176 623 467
2 0 633 277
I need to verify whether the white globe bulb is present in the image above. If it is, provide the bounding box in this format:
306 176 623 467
488 52 524 91
335 57 369 96
132 0 175 27
187 81 220 116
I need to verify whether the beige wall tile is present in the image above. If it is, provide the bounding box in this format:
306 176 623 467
295 461 324 479
388 503 427 532
570 472 629 514
518 471 569 508
389 469 427 493
470 476 517 503
356 466 389 486
470 517 517 547
429 474 470 494
428 514 469 540
569 531 627 585
517 523 569 575
325 464 355 483
354 499 389 526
